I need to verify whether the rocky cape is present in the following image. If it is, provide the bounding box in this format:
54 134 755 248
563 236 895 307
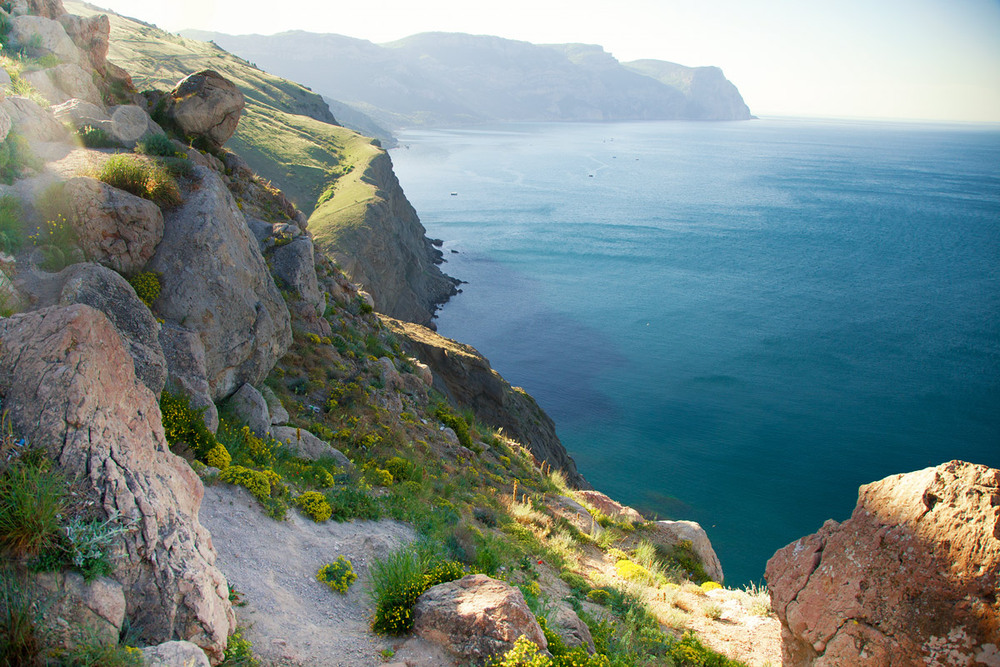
180 29 753 130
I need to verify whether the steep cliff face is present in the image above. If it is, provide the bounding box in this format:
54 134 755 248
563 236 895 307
310 150 459 328
382 317 587 488
623 60 752 120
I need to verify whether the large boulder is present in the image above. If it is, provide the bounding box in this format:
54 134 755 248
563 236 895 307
166 70 244 148
142 641 211 667
1 95 69 142
109 104 162 148
550 605 595 654
57 263 167 394
412 574 547 664
30 570 126 651
58 13 111 74
22 63 102 105
148 166 292 400
270 236 322 314
269 425 354 471
158 322 219 433
51 97 109 128
7 14 80 65
648 520 724 584
0 305 234 661
765 460 1000 667
225 383 269 437
63 176 164 274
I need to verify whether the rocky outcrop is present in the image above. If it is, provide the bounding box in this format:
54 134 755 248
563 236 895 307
649 520 724 584
148 165 292 400
765 460 1000 667
271 236 323 314
166 70 245 148
413 574 547 663
63 176 164 274
383 316 586 488
269 425 354 471
22 64 102 105
311 151 458 328
576 489 644 523
7 14 81 65
2 95 70 142
58 12 111 74
30 570 126 651
56 263 167 394
159 322 219 432
0 305 234 661
226 383 270 437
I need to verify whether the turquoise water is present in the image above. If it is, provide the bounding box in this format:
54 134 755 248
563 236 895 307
388 118 1000 586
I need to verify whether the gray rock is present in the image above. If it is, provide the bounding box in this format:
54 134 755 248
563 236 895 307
271 236 322 314
551 605 595 654
8 14 81 65
1 95 69 142
141 641 211 667
57 263 167 394
147 166 292 400
167 70 244 147
0 305 234 661
261 385 288 425
226 383 269 437
650 519 724 584
159 322 218 433
63 176 164 274
22 63 101 105
110 104 155 147
245 215 272 246
31 570 125 651
270 425 353 471
50 97 109 128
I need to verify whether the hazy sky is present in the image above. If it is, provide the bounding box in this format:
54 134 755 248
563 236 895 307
92 0 1000 122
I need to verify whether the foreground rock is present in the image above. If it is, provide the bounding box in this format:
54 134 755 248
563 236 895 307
413 574 547 664
649 519 724 584
166 70 245 147
0 305 234 661
148 166 292 400
383 316 587 488
766 460 1000 667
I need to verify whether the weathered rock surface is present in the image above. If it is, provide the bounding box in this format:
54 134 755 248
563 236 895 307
270 425 354 471
8 14 80 64
551 605 596 654
576 490 644 523
649 520 724 584
110 104 160 147
148 165 292 400
159 322 219 432
0 106 11 143
271 236 322 314
9 0 66 20
413 574 547 663
57 262 166 394
2 95 69 142
225 383 270 437
765 460 1000 667
382 316 587 488
58 12 111 74
141 641 211 667
167 70 244 147
30 570 125 650
63 176 164 274
22 63 102 105
0 305 234 661
311 151 458 328
51 97 109 127
261 385 288 425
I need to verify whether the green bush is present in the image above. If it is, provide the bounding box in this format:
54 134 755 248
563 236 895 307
295 491 332 522
135 133 179 158
559 571 591 595
316 556 356 594
159 391 216 458
76 125 114 148
0 132 39 185
434 406 474 450
60 512 134 582
220 626 259 667
204 444 232 470
219 466 272 502
29 213 80 272
385 456 421 483
586 589 611 605
0 195 23 255
127 271 161 308
57 637 144 666
326 486 381 522
368 545 466 636
363 466 393 487
0 455 67 557
97 154 181 208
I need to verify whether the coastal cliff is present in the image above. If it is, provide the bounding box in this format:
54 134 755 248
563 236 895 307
309 150 460 328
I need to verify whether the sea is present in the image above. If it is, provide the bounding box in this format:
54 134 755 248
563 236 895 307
388 118 1000 586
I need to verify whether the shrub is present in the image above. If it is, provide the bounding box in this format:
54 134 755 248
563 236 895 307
0 132 39 185
702 601 723 620
57 636 144 666
384 456 420 483
61 511 134 581
586 589 611 605
615 559 654 584
0 196 23 255
326 486 381 522
490 635 611 667
219 465 272 502
135 133 179 158
316 556 356 594
423 559 465 588
204 444 232 470
127 271 161 308
97 154 181 208
368 547 426 635
700 581 722 592
0 456 67 557
295 491 332 522
29 213 80 272
434 406 473 450
363 466 393 487
559 571 590 595
160 391 216 458
76 124 114 148
220 625 259 667
658 539 710 584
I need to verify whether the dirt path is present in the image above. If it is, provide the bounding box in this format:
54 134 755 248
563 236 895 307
199 484 416 667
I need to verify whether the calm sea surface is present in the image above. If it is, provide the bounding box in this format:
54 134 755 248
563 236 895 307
388 118 1000 586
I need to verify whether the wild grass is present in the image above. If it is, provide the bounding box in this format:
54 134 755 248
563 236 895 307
0 567 46 667
97 154 181 208
0 455 67 557
0 195 23 255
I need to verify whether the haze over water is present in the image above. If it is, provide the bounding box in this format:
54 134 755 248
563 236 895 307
390 118 1000 585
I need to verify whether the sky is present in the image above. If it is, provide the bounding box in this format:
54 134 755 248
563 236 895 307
89 0 1000 122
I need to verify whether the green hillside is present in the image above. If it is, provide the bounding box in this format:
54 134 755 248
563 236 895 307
65 1 377 215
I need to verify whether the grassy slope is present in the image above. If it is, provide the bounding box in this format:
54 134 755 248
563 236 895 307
65 1 378 216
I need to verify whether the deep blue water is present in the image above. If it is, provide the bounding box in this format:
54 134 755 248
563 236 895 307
388 118 1000 586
